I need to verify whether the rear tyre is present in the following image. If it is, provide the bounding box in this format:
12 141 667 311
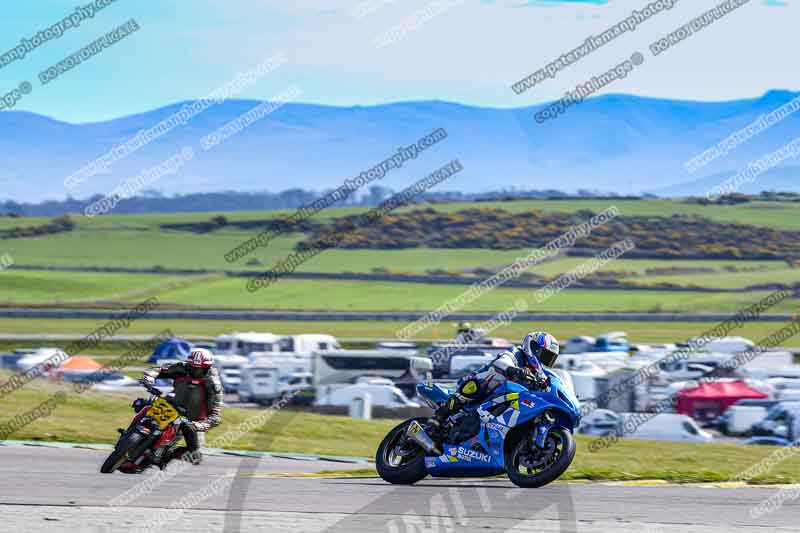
100 432 144 474
506 426 576 488
376 418 429 485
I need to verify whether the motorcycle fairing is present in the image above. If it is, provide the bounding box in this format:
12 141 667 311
418 371 581 476
118 400 182 472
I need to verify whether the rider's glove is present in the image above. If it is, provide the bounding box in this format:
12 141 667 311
139 375 155 387
506 367 525 382
508 367 548 390
530 371 550 391
186 420 207 432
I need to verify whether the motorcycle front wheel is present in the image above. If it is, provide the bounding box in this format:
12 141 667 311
376 418 429 485
100 432 145 474
506 426 576 488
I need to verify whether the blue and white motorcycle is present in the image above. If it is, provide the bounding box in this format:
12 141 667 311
376 369 581 488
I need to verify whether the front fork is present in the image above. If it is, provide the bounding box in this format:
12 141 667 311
533 410 557 449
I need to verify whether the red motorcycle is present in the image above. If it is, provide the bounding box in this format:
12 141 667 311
100 384 187 474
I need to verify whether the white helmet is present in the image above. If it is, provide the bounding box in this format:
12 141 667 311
521 331 560 368
187 348 214 377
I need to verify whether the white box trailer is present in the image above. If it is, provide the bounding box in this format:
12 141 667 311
312 349 432 397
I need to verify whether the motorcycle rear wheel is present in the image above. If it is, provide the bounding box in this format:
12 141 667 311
506 427 576 488
376 418 429 485
100 432 145 474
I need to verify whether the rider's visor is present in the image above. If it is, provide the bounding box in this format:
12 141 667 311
530 343 559 367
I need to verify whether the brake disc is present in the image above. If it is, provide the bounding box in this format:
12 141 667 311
519 439 556 469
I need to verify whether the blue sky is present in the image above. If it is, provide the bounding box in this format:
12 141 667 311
0 0 795 122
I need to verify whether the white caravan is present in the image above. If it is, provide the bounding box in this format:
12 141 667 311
555 359 608 402
315 381 421 409
15 348 68 374
214 332 282 392
312 349 433 397
237 368 313 405
237 334 342 401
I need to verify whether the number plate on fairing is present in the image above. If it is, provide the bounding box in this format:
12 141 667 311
145 398 179 429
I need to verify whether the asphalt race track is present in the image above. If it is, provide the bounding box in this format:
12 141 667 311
0 447 797 532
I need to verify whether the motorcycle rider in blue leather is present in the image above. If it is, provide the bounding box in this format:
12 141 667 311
429 331 560 430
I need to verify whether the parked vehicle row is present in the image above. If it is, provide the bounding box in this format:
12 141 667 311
208 332 432 409
4 331 798 445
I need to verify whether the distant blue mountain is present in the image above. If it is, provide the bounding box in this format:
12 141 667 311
1 90 799 202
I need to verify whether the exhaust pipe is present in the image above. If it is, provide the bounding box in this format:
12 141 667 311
406 421 441 456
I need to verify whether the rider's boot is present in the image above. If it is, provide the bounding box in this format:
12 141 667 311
427 394 464 436
159 446 201 470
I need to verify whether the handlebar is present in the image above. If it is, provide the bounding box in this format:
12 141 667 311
143 383 188 416
144 384 164 397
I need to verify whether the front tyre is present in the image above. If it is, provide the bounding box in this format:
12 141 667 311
376 418 429 485
100 432 144 474
506 427 576 488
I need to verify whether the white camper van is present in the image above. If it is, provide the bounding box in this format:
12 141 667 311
657 353 729 382
723 405 768 436
706 337 755 353
622 413 713 443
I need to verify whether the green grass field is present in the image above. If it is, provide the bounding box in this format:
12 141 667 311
5 269 789 314
0 270 188 303
0 270 222 304
0 318 797 349
639 267 800 289
2 228 303 270
2 199 800 316
2 375 799 483
8 229 797 289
